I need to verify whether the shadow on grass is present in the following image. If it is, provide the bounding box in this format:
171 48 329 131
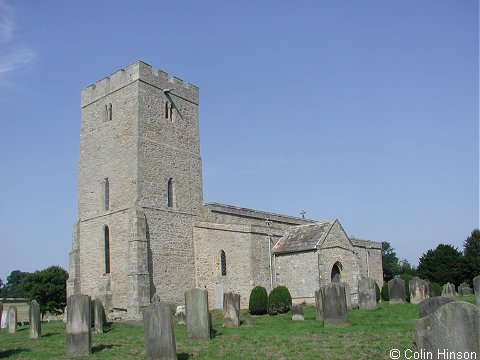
0 348 29 357
177 353 191 360
42 332 60 338
92 344 118 353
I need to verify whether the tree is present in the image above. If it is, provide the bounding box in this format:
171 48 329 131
463 229 480 283
381 242 399 281
22 266 68 319
417 244 463 286
2 270 31 298
398 259 417 276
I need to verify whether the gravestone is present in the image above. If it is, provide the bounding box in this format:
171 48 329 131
66 294 92 357
474 275 480 305
340 283 352 310
320 283 348 326
175 305 186 325
459 282 473 295
222 292 240 328
314 289 323 321
291 305 304 321
441 282 456 297
29 300 41 339
185 288 211 339
358 278 377 310
245 313 253 327
418 297 455 318
0 302 2 327
1 309 6 329
94 299 105 333
8 306 17 333
409 277 429 304
214 283 224 309
143 301 177 360
388 278 406 304
414 302 480 360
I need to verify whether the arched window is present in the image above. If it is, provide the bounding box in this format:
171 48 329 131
107 103 112 121
165 101 170 119
167 178 174 208
103 178 109 211
220 250 226 276
104 226 111 274
331 262 343 283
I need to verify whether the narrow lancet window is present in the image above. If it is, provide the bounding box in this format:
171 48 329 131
107 103 112 120
165 101 170 119
220 250 227 276
104 178 110 211
104 226 111 274
167 178 174 208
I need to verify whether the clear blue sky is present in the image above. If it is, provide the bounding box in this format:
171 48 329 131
0 0 478 282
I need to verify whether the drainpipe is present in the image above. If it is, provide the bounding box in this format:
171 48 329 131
266 220 273 288
366 246 370 278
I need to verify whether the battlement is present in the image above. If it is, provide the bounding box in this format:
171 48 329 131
81 61 199 107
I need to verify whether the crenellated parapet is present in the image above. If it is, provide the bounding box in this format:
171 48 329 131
81 60 199 107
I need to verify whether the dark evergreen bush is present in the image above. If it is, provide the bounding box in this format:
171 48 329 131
381 282 389 301
267 286 292 315
375 282 381 302
248 286 268 315
429 282 442 297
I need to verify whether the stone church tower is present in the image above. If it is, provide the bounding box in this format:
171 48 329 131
67 61 203 319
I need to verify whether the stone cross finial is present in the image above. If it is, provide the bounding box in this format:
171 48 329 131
300 210 306 219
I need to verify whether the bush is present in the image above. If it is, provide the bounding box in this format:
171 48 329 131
375 282 381 302
267 286 292 315
429 282 442 297
381 282 389 301
248 286 268 315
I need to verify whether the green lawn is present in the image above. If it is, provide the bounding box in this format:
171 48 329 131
0 296 475 359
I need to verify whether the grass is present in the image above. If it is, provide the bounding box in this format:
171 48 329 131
0 296 475 359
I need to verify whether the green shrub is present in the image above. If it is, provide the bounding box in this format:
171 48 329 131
381 282 389 301
375 282 381 302
248 286 268 315
400 274 415 302
267 285 292 315
429 282 442 297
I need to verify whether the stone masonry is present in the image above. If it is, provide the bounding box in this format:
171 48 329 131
68 61 384 320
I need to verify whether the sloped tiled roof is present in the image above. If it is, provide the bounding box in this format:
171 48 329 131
350 237 382 249
272 220 335 254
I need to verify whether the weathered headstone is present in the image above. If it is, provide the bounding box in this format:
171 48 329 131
441 282 456 298
418 297 455 318
320 283 348 326
459 282 473 295
222 292 240 328
143 301 177 360
8 306 17 334
29 300 41 339
1 309 6 329
358 278 377 310
340 283 352 310
0 302 2 327
66 294 92 357
175 305 186 325
291 305 304 321
388 278 406 304
214 283 224 309
314 290 323 321
414 302 480 360
185 288 211 339
245 313 253 327
474 275 480 305
94 299 105 333
409 277 429 304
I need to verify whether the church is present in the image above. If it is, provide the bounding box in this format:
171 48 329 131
67 61 383 320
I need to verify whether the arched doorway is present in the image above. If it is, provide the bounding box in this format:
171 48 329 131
331 262 343 283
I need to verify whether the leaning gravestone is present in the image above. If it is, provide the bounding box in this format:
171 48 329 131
29 300 41 339
409 277 429 304
143 301 177 360
340 283 352 310
245 313 253 327
66 294 92 357
94 299 105 333
358 278 377 310
414 302 480 360
314 289 323 321
474 275 480 305
291 305 304 321
320 283 348 326
388 278 406 304
441 282 456 298
222 292 240 328
175 305 186 325
8 306 17 334
185 288 211 339
418 297 455 318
